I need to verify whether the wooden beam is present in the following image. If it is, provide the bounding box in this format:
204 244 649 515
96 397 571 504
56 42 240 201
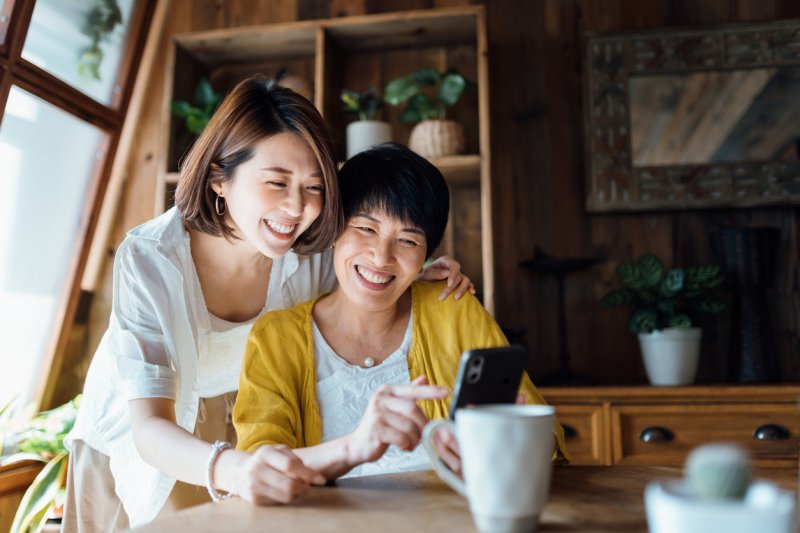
82 0 172 291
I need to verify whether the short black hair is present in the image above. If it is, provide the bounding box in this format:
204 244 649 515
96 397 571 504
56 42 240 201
338 143 450 259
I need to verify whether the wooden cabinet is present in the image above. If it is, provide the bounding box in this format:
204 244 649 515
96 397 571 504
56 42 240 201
157 6 496 312
543 386 800 467
554 403 610 465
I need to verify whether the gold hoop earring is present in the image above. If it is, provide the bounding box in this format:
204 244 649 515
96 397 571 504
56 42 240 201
215 195 227 216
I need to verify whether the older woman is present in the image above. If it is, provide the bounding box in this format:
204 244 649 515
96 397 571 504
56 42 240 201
234 144 567 479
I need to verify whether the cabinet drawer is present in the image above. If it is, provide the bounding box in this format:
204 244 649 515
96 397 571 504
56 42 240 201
553 404 610 465
612 404 798 467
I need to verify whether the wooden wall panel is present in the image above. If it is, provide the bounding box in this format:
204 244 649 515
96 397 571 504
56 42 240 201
534 0 800 385
73 0 799 402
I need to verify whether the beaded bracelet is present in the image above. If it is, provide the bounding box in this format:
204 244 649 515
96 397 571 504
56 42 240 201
206 440 234 502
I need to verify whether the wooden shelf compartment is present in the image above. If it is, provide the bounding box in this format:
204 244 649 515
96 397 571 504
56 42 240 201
157 6 495 312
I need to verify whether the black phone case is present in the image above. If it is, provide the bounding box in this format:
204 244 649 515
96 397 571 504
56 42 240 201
448 345 526 419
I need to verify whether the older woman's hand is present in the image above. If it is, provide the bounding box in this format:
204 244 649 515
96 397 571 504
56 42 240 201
345 376 448 467
216 445 326 505
418 256 476 301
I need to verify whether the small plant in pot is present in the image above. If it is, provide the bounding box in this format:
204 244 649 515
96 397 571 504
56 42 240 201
384 67 474 159
645 443 796 533
600 253 725 386
341 87 392 159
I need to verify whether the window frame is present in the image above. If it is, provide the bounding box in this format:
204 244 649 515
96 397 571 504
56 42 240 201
0 0 157 410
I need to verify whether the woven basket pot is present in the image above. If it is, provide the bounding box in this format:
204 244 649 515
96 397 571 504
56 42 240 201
408 119 465 158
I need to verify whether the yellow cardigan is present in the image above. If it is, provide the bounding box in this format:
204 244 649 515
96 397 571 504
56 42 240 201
235 281 569 461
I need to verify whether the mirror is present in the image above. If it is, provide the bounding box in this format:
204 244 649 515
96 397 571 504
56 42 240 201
584 20 800 212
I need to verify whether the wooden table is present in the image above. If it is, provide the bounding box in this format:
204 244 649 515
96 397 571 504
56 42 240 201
132 466 798 532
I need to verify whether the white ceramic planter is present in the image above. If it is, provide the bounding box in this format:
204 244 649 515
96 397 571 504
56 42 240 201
638 328 701 386
346 120 392 159
645 479 796 533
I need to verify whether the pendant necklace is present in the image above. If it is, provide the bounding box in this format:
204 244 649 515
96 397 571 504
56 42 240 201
363 357 375 368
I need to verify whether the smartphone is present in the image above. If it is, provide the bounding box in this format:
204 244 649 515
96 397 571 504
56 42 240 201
448 345 526 419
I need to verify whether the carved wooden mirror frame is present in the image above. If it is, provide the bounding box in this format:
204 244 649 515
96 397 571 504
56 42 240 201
583 20 800 212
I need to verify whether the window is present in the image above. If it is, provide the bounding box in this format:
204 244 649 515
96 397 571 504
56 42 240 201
0 0 156 410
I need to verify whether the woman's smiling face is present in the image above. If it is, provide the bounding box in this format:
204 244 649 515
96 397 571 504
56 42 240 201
333 209 428 310
212 132 325 258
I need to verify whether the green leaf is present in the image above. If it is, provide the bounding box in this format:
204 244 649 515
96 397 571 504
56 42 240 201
438 71 466 106
685 265 724 289
638 253 663 288
694 297 726 314
0 398 16 418
399 106 422 123
341 90 361 113
668 314 692 328
194 78 217 108
409 67 440 87
659 268 684 298
616 261 643 289
77 47 103 81
171 101 195 118
600 288 633 308
186 115 209 135
11 452 68 533
629 308 657 334
23 503 49 533
400 94 438 123
415 94 440 120
385 75 422 105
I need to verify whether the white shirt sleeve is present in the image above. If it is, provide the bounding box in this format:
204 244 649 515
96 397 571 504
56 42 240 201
110 241 178 401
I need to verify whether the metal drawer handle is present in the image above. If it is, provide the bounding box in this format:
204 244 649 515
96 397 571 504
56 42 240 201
561 424 578 439
639 426 674 443
754 424 790 441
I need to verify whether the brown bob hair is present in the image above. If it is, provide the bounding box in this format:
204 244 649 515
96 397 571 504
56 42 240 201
175 75 342 254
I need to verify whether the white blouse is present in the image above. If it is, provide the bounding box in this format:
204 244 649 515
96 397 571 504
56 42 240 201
312 315 431 478
66 207 337 526
199 312 261 399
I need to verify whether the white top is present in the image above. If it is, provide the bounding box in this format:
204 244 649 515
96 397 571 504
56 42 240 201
312 315 431 478
66 207 337 526
199 312 261 398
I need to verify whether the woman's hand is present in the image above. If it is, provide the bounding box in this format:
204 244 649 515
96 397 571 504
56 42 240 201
432 425 462 476
345 376 448 467
215 445 326 505
418 256 476 301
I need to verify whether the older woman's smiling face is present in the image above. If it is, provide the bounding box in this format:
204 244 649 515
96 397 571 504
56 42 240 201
333 209 428 311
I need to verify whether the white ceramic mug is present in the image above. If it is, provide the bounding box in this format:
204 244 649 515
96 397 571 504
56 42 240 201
422 404 555 533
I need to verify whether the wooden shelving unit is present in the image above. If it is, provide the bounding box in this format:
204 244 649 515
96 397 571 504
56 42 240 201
157 6 495 312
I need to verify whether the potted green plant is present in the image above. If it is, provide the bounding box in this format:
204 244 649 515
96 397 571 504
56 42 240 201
2 395 81 533
78 0 123 81
600 253 725 385
384 67 473 158
342 87 392 158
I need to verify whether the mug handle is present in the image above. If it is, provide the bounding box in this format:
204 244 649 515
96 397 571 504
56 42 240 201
421 420 466 497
